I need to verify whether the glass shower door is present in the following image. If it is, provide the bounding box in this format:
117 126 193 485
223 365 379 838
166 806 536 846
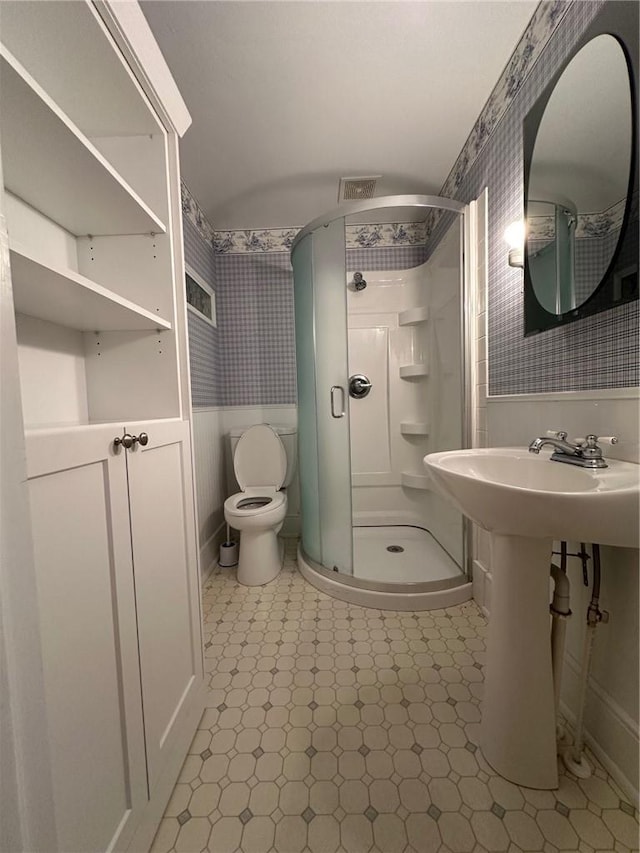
292 218 353 574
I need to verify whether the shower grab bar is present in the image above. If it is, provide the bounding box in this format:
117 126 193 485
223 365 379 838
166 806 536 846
330 385 346 418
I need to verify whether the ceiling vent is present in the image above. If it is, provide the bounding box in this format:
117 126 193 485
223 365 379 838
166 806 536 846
338 176 381 202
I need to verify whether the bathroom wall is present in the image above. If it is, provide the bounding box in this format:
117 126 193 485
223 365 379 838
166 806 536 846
427 0 637 395
215 252 297 407
438 0 639 800
182 186 221 408
213 228 427 408
183 185 429 570
182 185 226 579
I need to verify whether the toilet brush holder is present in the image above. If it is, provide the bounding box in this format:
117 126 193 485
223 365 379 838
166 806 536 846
219 540 239 568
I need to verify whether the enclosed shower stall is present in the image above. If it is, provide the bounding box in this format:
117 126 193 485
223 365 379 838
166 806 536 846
291 196 473 610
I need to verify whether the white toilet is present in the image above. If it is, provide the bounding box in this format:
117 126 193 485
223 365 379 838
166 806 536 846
224 423 297 586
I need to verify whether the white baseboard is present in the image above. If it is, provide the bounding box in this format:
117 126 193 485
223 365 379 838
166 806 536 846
561 652 639 805
199 522 226 584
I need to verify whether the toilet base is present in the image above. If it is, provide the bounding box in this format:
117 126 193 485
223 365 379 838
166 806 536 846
237 530 284 586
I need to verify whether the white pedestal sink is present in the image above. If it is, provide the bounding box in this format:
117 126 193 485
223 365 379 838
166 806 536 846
423 447 639 789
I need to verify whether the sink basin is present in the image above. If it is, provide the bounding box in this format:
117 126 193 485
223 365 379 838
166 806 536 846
422 447 639 790
424 447 639 548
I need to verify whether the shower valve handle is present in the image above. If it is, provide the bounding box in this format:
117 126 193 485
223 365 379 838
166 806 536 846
349 374 372 399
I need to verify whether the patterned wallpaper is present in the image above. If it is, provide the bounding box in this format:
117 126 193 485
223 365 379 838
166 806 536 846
182 185 223 408
216 252 297 406
214 245 427 407
182 187 428 408
428 0 638 394
184 0 638 407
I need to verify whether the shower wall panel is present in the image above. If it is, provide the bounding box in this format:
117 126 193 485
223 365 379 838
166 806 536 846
347 267 428 526
347 228 463 568
348 325 391 477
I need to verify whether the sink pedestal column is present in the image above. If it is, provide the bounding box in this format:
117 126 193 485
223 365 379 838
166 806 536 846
481 534 558 789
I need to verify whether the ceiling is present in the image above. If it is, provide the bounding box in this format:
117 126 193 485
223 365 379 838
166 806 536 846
142 1 537 230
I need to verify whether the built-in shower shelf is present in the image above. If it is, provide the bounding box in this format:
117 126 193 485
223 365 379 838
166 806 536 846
398 306 429 326
400 421 430 436
399 364 428 379
401 472 431 490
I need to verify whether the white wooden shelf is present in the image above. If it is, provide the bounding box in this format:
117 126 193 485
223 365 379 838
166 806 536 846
399 363 429 378
400 421 430 436
399 306 429 326
10 244 172 332
0 0 162 138
401 472 431 490
0 48 166 237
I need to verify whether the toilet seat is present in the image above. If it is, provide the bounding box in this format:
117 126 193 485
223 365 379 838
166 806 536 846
224 489 286 518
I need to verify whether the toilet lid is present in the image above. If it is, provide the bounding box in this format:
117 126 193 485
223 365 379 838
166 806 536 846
234 424 287 490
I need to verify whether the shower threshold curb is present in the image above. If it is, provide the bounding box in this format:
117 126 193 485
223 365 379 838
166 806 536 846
298 544 473 612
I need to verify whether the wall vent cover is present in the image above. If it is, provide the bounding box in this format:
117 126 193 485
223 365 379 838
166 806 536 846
338 176 381 202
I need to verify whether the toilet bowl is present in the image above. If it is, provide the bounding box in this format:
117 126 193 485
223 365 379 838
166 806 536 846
224 424 290 586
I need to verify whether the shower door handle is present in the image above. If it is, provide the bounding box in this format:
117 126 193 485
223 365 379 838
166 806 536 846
330 385 346 418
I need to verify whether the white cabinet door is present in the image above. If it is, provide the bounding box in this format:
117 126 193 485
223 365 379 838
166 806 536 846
25 425 148 853
125 419 203 792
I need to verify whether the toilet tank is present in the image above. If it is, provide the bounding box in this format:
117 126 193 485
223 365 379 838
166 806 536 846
229 424 297 488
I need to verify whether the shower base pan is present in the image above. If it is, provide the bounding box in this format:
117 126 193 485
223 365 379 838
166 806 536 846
353 525 460 584
298 526 472 611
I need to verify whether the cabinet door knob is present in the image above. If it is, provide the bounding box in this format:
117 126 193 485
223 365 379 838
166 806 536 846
113 433 135 449
113 433 149 450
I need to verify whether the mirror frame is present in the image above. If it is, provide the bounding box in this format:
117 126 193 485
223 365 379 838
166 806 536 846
523 1 638 336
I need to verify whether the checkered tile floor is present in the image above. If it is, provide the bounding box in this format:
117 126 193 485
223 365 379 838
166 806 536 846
151 541 638 853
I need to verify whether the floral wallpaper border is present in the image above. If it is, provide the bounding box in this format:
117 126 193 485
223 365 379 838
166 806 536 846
425 0 571 237
528 198 627 241
181 182 215 245
440 1 570 201
183 2 570 255
181 183 428 254
213 221 428 254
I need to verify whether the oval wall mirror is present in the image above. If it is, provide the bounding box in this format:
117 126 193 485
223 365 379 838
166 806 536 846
523 2 638 335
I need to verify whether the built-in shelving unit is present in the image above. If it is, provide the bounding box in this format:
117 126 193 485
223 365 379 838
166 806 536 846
401 472 431 490
398 306 429 326
400 421 430 436
1 5 204 852
400 363 429 379
10 244 172 332
0 49 166 237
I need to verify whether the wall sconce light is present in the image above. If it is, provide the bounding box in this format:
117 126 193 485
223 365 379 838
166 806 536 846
504 220 525 268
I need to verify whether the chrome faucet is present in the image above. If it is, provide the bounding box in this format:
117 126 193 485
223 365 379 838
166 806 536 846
528 431 618 469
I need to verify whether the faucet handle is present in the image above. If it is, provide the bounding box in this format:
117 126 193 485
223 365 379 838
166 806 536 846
596 436 618 446
574 435 618 447
546 429 568 440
